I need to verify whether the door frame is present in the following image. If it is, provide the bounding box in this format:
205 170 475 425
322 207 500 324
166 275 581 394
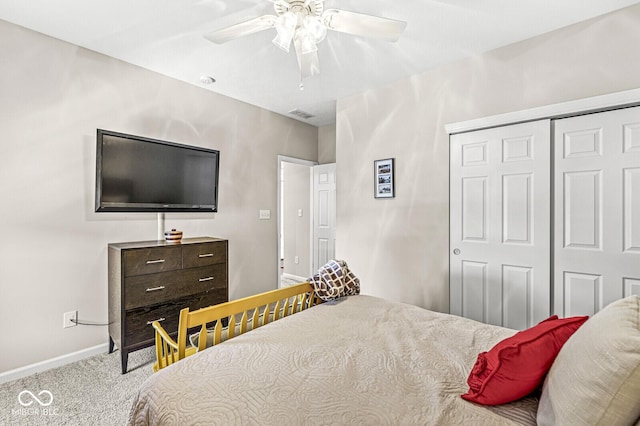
277 155 317 288
445 88 640 135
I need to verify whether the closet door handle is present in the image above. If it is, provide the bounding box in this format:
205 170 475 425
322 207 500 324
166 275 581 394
453 248 461 255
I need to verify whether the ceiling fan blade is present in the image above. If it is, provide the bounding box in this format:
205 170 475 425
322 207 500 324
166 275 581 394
322 9 407 42
204 15 277 44
294 37 320 79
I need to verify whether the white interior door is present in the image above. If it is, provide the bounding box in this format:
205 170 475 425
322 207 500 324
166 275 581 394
450 120 551 329
313 163 336 272
554 106 640 316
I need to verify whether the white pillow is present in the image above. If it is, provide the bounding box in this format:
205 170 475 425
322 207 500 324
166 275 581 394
537 295 640 425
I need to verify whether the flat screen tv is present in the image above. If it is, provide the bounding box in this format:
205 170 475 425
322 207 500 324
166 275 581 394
95 129 220 212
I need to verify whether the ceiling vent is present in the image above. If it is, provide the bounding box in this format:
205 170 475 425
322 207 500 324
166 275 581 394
288 109 315 120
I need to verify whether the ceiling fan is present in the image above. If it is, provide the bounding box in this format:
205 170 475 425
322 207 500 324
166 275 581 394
203 0 407 85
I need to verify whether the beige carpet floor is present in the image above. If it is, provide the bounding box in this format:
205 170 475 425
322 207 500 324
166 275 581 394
0 347 155 426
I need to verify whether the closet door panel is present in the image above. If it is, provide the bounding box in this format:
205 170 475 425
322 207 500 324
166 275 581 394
450 120 551 329
502 265 533 330
562 272 603 316
624 278 640 296
563 170 601 249
554 106 640 316
461 177 488 241
461 260 488 323
624 167 640 253
502 173 533 244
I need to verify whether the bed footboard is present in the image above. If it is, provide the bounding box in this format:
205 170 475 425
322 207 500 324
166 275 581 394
152 282 320 371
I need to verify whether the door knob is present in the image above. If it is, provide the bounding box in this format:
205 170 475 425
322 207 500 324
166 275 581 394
453 248 461 255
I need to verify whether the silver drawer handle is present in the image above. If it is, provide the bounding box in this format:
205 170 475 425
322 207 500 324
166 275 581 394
199 276 214 282
147 317 165 325
198 253 213 258
145 286 166 292
146 259 165 264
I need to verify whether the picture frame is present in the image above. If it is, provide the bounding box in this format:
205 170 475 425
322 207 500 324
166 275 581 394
374 158 395 198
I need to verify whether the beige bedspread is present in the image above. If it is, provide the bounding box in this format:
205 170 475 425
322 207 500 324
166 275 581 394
128 295 538 425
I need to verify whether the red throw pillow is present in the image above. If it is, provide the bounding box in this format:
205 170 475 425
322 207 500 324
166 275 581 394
461 315 588 405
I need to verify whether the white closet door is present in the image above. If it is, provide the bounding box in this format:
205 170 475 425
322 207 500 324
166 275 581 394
450 120 551 329
554 106 640 317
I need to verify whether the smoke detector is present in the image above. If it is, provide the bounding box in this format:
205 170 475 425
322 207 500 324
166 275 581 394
200 75 216 84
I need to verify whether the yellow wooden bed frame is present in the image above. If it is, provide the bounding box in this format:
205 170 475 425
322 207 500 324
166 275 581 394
152 282 321 372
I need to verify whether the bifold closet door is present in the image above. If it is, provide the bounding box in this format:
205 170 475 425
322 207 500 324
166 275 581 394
554 106 640 317
450 120 551 329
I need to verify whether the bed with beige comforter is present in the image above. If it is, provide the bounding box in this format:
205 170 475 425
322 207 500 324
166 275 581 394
128 295 538 425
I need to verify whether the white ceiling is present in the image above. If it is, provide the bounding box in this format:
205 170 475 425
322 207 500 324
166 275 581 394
1 0 639 127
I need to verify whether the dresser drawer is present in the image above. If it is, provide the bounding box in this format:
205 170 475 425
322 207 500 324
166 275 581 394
124 291 227 347
124 264 227 310
123 246 182 277
183 241 227 268
124 302 181 347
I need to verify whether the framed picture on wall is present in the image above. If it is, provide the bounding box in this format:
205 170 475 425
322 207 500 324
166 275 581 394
374 158 395 198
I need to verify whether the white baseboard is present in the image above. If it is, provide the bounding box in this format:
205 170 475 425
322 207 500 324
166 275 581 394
282 273 307 282
0 343 109 385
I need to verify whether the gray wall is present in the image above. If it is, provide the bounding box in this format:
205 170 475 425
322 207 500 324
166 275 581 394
318 124 336 164
336 4 640 313
0 20 317 373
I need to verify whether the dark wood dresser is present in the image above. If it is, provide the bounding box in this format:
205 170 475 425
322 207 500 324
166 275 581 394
108 237 228 373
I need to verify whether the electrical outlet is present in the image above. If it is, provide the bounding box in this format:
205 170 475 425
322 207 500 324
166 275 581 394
63 311 78 328
294 256 299 264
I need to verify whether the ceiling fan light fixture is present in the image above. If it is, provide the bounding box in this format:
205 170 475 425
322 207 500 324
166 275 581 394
297 31 318 55
272 31 293 52
272 11 297 52
302 15 327 43
204 1 407 83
